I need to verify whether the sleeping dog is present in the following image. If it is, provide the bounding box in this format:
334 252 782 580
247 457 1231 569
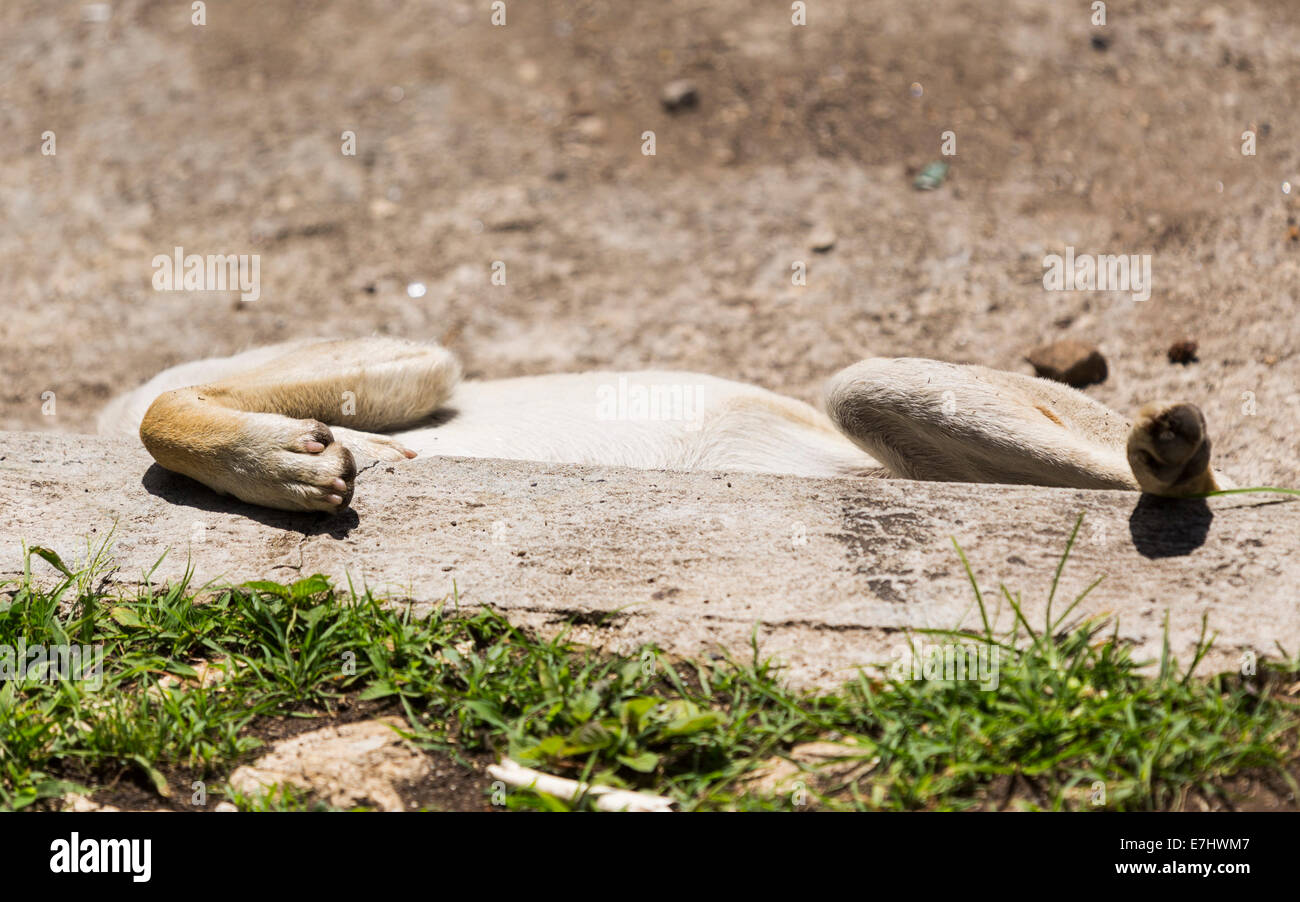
97 337 1229 513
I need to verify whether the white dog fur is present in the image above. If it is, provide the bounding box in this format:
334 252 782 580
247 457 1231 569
98 337 1229 513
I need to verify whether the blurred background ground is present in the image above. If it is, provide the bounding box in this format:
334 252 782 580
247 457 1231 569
2 0 1298 486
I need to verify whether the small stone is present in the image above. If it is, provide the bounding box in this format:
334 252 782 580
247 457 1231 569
660 79 699 112
574 115 606 139
1167 339 1199 365
213 801 238 812
913 161 949 191
64 794 121 812
1025 339 1108 387
809 227 837 253
227 717 429 812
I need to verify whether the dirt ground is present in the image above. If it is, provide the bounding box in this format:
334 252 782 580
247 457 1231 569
2 0 1298 488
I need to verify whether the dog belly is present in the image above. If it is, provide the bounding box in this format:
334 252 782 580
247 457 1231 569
392 372 877 477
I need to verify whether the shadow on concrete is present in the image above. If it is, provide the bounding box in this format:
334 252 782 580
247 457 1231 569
1128 493 1212 559
142 464 359 539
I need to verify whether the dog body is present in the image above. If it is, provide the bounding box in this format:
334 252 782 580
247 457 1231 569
99 337 1227 512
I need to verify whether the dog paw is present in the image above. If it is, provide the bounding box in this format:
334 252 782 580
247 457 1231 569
330 427 418 463
233 417 359 512
1126 401 1219 496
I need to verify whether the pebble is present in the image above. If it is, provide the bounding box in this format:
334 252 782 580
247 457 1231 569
1167 339 1199 365
809 226 837 253
1025 339 1108 387
660 79 699 112
913 161 949 191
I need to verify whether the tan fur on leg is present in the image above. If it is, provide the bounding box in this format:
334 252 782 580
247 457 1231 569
138 338 459 512
826 358 1139 489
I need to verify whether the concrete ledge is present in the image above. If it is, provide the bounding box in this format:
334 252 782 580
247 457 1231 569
1 431 1296 688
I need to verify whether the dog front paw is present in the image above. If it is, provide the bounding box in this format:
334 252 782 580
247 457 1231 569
231 417 359 512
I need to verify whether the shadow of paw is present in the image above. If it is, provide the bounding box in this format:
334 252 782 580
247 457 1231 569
1128 494 1212 559
141 464 360 538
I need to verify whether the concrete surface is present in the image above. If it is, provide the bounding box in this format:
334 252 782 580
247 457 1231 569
2 431 1295 688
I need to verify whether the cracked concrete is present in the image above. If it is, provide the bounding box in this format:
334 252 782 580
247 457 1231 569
0 434 1294 691
1 430 1297 688
4 0 1300 692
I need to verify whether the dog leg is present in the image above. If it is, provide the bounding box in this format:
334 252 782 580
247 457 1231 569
138 338 460 512
825 357 1140 489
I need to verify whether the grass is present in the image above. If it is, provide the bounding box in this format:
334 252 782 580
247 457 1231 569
0 516 1297 811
